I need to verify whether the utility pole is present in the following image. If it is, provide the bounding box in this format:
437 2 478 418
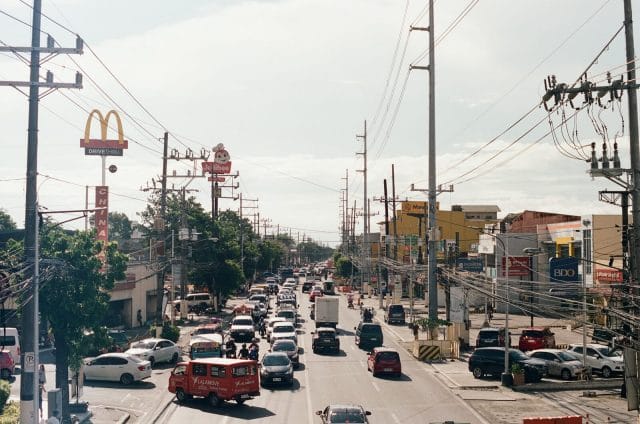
0 2 83 421
392 164 398 261
156 131 169 335
409 0 438 321
356 121 368 289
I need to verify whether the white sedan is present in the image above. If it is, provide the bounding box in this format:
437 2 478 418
83 353 151 385
125 338 181 367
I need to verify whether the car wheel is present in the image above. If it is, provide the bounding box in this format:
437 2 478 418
171 352 179 363
176 388 187 403
561 369 572 381
236 397 246 405
120 373 134 385
601 366 612 378
0 369 10 380
149 357 156 368
208 392 220 407
472 367 484 379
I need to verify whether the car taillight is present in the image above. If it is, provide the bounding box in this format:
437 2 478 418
138 365 146 371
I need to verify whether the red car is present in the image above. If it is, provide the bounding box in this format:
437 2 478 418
518 327 556 352
0 350 14 379
309 288 323 302
366 347 401 378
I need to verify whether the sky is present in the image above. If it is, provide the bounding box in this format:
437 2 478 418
0 0 635 247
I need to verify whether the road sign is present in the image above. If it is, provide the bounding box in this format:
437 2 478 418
24 352 35 372
84 147 124 156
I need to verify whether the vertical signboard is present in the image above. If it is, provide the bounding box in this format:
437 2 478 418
95 186 109 244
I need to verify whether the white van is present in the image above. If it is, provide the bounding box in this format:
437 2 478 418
0 328 20 362
173 293 213 313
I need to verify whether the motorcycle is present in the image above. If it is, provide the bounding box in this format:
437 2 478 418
347 296 354 309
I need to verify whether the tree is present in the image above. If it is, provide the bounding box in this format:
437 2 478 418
108 211 133 241
37 228 127 420
0 210 16 232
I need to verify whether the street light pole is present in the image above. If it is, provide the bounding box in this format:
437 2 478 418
497 234 511 386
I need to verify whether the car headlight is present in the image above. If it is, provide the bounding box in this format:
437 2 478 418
287 367 293 374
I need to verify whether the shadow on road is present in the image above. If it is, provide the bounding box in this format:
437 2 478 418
83 380 157 389
173 399 276 420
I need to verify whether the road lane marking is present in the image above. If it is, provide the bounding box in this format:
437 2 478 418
391 412 400 423
372 381 380 392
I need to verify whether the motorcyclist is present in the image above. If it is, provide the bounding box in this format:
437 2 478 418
238 343 249 359
258 317 266 337
225 338 237 358
248 344 259 361
363 308 373 322
347 293 354 308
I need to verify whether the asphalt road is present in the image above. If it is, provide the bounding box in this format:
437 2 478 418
150 279 484 424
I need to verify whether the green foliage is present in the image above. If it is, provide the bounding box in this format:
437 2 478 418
161 324 180 342
334 255 354 278
0 401 18 423
0 211 16 232
0 380 10 413
37 227 128 382
108 211 133 240
413 317 452 332
511 363 524 374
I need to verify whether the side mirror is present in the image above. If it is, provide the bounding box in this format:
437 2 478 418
365 411 372 416
354 327 357 331
315 411 322 416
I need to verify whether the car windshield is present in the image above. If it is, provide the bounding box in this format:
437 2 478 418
234 319 254 326
278 311 294 318
522 330 543 337
131 341 155 350
558 351 578 361
596 346 621 357
329 409 366 423
273 341 296 352
377 352 399 361
509 350 529 361
318 331 335 338
263 355 290 366
361 325 381 335
273 325 295 333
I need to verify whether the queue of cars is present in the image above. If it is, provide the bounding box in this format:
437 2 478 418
471 325 623 381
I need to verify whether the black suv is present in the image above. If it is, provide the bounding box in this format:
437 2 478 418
476 327 511 348
312 327 340 354
355 322 383 349
469 347 547 382
302 281 314 293
385 304 406 325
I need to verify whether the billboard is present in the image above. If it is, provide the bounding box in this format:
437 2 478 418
501 256 530 277
95 186 109 245
549 257 580 283
80 109 128 155
456 258 484 273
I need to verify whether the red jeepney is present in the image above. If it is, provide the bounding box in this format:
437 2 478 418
168 358 260 407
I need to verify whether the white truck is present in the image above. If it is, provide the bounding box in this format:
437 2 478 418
314 297 339 328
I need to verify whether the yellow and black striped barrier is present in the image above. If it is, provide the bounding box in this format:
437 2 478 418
418 344 440 361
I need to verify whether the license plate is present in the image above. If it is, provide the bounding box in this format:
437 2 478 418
370 338 377 341
272 377 281 382
384 368 392 372
240 394 250 398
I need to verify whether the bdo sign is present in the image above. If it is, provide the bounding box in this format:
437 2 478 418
549 257 579 283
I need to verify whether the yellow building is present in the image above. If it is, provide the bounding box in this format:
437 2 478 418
385 201 500 262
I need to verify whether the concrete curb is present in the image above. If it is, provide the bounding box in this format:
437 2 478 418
511 378 623 392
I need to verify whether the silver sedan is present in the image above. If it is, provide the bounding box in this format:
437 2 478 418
528 349 585 380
